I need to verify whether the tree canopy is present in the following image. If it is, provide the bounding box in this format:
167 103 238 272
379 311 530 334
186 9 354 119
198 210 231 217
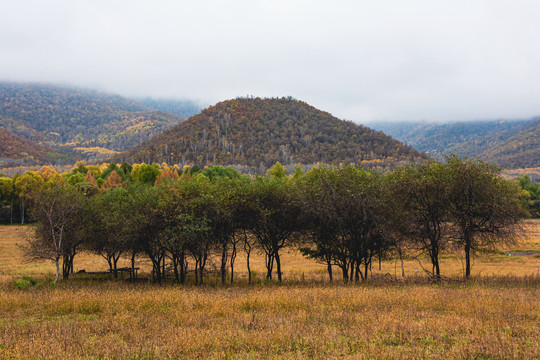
11 157 528 284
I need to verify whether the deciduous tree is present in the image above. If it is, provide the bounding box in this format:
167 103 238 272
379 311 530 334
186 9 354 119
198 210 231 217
24 180 85 283
245 176 301 282
391 163 450 277
446 156 525 278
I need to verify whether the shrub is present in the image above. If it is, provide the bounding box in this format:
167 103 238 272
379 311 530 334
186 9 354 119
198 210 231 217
22 276 38 286
13 278 32 290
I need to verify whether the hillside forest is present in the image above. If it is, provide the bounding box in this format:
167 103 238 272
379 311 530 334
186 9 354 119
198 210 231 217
122 97 426 170
1 82 538 173
3 157 531 285
372 118 540 169
0 82 186 164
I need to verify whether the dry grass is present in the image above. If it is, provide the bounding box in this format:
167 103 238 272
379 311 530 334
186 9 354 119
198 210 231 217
1 282 539 359
0 221 539 359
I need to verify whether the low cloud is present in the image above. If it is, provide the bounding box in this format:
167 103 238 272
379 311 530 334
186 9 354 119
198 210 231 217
1 0 539 123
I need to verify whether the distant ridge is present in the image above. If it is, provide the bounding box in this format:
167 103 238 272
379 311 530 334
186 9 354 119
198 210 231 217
119 97 426 170
372 118 540 169
481 119 540 169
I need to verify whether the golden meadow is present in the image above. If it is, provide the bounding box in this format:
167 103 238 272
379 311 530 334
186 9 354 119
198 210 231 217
0 221 538 359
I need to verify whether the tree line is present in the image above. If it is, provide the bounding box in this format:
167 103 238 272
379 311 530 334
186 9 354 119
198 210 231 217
4 156 526 284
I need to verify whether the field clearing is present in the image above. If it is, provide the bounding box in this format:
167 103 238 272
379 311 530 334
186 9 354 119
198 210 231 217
0 221 539 359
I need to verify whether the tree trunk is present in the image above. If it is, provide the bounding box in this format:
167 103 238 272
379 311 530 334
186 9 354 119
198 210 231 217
162 252 166 281
244 230 252 284
172 253 180 283
465 241 471 279
230 237 237 285
431 241 440 278
399 249 405 278
341 265 348 282
180 253 187 284
199 246 208 286
113 254 119 279
131 252 136 282
151 256 162 284
70 253 74 274
265 253 274 280
221 242 228 285
363 261 369 281
54 257 60 284
106 255 113 274
199 264 204 285
246 250 252 284
326 259 333 282
194 259 199 285
62 254 71 280
275 250 282 282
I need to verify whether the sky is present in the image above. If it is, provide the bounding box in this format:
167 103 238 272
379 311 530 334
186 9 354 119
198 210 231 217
1 0 540 123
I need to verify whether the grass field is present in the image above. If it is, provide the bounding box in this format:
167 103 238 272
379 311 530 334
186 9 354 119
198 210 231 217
0 221 539 359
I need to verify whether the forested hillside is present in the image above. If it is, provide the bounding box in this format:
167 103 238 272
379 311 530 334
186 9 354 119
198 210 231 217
119 97 426 169
0 128 70 166
0 82 186 162
371 118 539 169
481 120 540 168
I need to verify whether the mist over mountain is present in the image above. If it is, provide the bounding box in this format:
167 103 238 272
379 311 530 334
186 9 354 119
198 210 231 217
135 98 203 119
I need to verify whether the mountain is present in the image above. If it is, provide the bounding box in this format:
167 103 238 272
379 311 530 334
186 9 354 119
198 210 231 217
370 118 539 169
0 82 186 162
481 119 540 169
118 97 426 170
136 98 203 119
0 127 71 167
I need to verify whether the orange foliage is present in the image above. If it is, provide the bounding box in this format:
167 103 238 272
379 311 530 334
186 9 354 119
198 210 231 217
155 167 179 185
102 171 127 189
84 172 98 187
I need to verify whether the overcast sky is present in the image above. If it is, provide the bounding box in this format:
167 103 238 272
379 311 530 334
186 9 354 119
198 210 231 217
1 0 539 123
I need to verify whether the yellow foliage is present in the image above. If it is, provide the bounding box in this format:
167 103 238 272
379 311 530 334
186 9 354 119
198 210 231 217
73 147 119 156
38 166 59 182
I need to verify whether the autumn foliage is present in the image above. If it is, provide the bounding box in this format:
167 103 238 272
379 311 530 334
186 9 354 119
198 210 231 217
121 97 426 170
